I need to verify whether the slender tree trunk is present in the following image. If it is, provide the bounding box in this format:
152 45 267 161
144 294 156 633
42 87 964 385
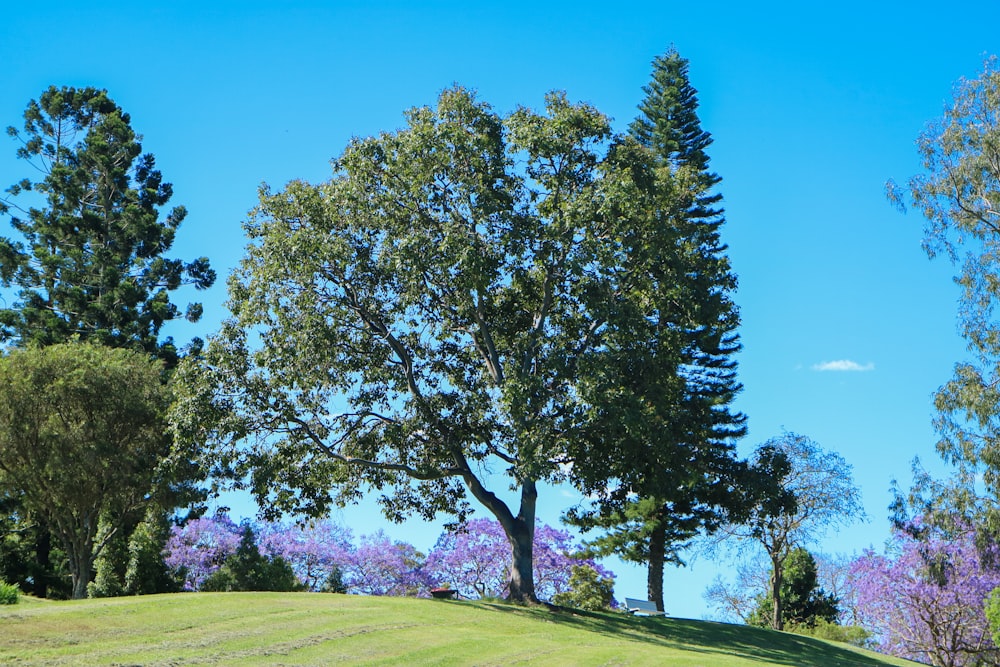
770 552 783 631
646 522 666 612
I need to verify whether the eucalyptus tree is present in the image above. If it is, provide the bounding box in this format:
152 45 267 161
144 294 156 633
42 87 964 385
564 46 746 612
173 86 700 602
889 58 1000 537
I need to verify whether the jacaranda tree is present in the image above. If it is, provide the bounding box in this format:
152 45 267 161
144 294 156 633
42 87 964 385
423 518 613 601
172 86 703 602
849 524 1000 666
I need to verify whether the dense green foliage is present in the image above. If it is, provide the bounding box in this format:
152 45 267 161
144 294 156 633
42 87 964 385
565 46 747 612
0 580 18 604
200 526 301 593
551 565 616 611
173 86 711 602
0 86 214 598
747 548 839 629
0 86 214 361
0 342 174 598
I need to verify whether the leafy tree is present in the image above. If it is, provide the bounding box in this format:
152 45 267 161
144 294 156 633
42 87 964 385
173 86 701 602
258 519 354 592
0 342 175 598
853 525 1000 666
709 433 863 630
563 46 746 613
0 85 215 597
746 547 839 629
551 564 616 611
888 56 1000 539
423 518 613 601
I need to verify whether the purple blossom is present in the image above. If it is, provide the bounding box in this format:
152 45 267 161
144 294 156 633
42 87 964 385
258 520 355 592
163 513 242 591
424 518 615 602
343 530 430 596
847 526 1000 666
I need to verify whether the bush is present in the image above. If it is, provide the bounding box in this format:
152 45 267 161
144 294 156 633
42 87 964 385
551 565 615 611
0 580 19 604
789 619 871 647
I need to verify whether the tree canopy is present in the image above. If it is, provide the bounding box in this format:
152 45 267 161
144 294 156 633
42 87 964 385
173 85 706 602
711 433 863 630
0 342 174 598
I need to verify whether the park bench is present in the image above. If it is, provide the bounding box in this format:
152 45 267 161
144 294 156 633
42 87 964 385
624 597 667 616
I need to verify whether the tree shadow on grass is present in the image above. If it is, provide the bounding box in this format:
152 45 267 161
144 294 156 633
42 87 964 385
475 603 915 667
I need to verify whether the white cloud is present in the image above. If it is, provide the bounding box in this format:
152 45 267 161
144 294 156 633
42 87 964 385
811 359 875 372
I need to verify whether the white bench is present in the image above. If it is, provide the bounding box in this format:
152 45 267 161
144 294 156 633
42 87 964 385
625 597 667 616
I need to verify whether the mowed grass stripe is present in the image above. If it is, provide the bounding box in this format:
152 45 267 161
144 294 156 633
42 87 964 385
0 593 921 666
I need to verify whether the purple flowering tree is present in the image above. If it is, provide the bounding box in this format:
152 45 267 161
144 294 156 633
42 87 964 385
258 520 355 592
344 531 430 596
848 526 1000 666
163 513 242 590
424 519 615 602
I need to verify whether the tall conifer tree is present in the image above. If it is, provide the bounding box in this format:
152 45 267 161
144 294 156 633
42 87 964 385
567 47 746 611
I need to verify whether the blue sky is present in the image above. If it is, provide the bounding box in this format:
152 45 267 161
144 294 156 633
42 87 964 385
3 1 998 618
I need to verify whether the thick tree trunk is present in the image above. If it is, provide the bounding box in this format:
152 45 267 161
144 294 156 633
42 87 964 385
507 518 537 603
458 462 540 603
770 553 783 631
646 522 666 612
69 550 94 600
32 527 51 598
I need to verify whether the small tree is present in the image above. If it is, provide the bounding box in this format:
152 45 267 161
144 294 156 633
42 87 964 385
258 519 354 592
163 513 242 590
710 433 864 630
551 565 616 611
0 342 175 598
200 524 300 592
746 548 839 629
344 531 428 597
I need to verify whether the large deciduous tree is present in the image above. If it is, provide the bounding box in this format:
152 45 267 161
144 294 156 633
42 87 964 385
711 433 863 630
0 342 174 598
564 46 746 613
173 86 700 602
423 518 613 601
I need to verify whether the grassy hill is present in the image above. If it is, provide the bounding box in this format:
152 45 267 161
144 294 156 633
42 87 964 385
0 592 919 666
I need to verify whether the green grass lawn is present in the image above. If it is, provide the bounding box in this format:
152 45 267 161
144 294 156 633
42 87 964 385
0 593 919 666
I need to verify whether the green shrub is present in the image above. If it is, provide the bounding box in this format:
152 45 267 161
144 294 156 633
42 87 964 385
0 580 19 604
551 565 615 611
788 618 871 647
